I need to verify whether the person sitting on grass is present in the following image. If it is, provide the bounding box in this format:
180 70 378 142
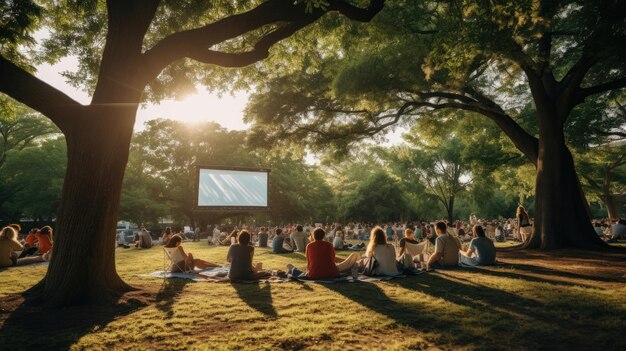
287 228 360 279
135 226 152 248
218 230 238 246
332 230 349 250
459 225 497 266
397 228 420 257
227 230 272 280
258 227 269 247
290 224 308 252
161 227 174 245
365 227 400 276
426 221 461 268
271 228 293 254
35 226 54 255
607 218 626 243
0 226 48 268
165 234 221 273
18 228 40 258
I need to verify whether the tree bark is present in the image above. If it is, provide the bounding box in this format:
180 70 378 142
601 195 621 219
524 115 609 250
447 195 455 224
31 105 138 305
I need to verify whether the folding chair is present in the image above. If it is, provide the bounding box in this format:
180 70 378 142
163 246 193 279
403 241 431 268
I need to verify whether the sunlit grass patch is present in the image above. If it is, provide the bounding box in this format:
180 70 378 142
1 241 625 350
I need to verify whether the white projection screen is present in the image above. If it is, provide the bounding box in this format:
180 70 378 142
196 167 270 209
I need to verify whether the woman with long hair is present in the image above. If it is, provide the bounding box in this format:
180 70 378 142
0 226 23 267
164 234 221 272
161 227 173 245
35 226 53 255
0 227 47 267
516 206 532 242
365 227 399 276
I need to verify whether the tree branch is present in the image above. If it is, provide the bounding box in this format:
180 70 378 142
0 55 82 131
579 76 626 99
185 18 321 68
141 0 385 81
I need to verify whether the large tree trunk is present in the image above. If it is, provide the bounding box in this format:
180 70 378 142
524 116 609 250
33 106 137 306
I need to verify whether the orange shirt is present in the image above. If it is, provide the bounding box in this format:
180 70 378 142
306 240 339 279
34 233 52 254
25 234 36 246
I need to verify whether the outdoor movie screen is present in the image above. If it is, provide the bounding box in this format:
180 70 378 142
196 167 269 208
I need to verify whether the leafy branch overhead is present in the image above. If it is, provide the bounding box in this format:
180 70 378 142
0 0 386 133
244 0 625 162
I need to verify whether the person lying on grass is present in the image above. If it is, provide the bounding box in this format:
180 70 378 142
287 227 360 280
227 230 273 280
459 225 497 266
0 226 49 268
165 234 221 273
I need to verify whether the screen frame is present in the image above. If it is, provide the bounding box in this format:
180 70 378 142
194 165 271 212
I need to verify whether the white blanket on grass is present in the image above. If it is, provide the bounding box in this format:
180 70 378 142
141 267 422 283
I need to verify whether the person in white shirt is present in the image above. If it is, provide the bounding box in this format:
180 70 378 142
365 227 400 276
469 214 478 227
608 218 626 242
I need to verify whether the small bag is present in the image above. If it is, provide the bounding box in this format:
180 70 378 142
362 256 378 276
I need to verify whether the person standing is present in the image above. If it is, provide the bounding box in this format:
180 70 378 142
516 206 532 242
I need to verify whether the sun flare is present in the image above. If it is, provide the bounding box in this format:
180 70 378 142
135 89 248 130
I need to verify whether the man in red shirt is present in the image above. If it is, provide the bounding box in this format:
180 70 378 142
288 228 361 279
18 228 40 258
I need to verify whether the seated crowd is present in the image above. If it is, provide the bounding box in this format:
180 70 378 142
6 215 623 275
0 224 52 268
158 220 501 281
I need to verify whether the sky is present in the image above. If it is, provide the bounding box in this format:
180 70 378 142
35 56 250 132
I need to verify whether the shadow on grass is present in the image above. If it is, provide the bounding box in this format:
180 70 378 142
0 293 146 350
232 282 277 317
462 265 611 288
493 262 626 284
155 278 193 318
324 272 625 350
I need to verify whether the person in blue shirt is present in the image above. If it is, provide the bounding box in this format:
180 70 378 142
386 225 394 241
459 225 496 266
272 228 293 254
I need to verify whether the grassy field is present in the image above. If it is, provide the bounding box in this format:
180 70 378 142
1 241 625 351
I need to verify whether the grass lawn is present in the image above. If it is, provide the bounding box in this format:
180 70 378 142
1 241 625 350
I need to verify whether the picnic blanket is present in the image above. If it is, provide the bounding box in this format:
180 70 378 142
141 267 290 283
142 267 427 283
